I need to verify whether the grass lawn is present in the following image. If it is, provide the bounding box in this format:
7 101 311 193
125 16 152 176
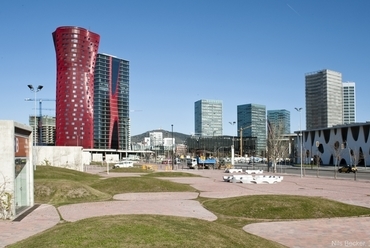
13 166 370 247
9 215 285 248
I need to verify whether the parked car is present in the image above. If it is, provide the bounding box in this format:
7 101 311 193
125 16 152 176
113 160 134 168
338 165 357 173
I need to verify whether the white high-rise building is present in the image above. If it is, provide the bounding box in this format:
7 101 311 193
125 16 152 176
305 69 343 130
342 82 356 124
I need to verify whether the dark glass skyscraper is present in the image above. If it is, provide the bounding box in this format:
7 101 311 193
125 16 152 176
267 109 290 134
93 53 130 149
52 26 100 148
237 103 266 156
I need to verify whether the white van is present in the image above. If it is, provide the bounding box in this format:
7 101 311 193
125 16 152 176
113 160 134 168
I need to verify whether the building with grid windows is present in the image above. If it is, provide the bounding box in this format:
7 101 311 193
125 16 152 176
267 109 290 134
28 115 56 146
305 69 343 130
93 53 130 150
194 99 222 137
237 103 266 156
342 82 356 124
52 26 100 148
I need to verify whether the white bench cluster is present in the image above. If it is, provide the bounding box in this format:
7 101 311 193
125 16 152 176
223 174 283 184
224 168 263 174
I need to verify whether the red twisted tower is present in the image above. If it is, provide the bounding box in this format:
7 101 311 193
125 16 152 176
52 26 100 148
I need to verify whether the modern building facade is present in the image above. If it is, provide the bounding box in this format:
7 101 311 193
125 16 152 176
299 123 370 166
93 53 130 150
52 26 100 148
237 103 266 156
342 82 356 124
267 109 290 134
305 69 343 130
194 99 222 137
186 135 256 158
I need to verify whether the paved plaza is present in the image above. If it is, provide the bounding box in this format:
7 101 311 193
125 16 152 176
1 168 370 247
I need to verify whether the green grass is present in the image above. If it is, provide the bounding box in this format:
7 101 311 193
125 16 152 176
23 166 370 248
35 165 101 182
201 195 370 220
90 177 196 195
34 167 195 206
9 215 285 248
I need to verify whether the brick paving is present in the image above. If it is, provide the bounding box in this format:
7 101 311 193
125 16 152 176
1 168 370 248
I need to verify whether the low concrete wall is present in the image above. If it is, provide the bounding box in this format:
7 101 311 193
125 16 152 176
35 146 88 171
92 153 103 162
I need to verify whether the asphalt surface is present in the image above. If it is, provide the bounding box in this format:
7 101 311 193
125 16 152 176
1 167 370 248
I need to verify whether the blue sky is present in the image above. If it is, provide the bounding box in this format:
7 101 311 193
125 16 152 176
1 0 369 136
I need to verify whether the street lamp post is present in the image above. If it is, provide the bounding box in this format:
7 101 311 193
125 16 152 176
295 107 303 178
27 85 43 146
171 124 174 170
229 121 236 166
124 118 130 161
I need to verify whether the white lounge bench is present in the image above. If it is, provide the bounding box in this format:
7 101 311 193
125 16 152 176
249 175 284 184
223 175 254 183
223 174 283 184
223 175 233 182
244 169 263 174
224 168 243 173
239 175 255 184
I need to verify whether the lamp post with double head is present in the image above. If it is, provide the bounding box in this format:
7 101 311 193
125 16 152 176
27 85 43 146
295 107 303 178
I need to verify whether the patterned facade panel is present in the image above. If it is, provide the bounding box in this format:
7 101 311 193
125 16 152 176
53 26 100 148
350 126 360 141
301 124 370 166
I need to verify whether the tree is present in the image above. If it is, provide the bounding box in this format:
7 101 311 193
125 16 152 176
267 120 287 173
331 141 343 179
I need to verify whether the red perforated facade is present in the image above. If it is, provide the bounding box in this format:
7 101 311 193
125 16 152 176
52 26 100 148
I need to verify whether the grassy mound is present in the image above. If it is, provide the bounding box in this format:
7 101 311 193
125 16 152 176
9 215 285 248
201 195 370 220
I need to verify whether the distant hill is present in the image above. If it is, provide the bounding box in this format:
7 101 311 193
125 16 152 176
131 129 190 145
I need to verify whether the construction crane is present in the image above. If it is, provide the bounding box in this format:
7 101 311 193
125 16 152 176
25 98 55 145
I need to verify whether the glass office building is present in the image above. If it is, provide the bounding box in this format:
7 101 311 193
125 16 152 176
194 99 223 137
93 53 130 149
342 82 356 124
305 69 343 130
237 103 266 156
267 109 290 134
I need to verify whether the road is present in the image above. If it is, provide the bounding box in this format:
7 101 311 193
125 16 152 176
233 163 370 181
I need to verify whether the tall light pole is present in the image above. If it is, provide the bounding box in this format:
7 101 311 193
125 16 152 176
124 118 130 161
239 125 253 158
171 124 174 170
27 85 43 146
229 121 236 166
295 107 303 178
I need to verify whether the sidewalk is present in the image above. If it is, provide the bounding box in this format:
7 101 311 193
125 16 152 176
1 169 370 248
